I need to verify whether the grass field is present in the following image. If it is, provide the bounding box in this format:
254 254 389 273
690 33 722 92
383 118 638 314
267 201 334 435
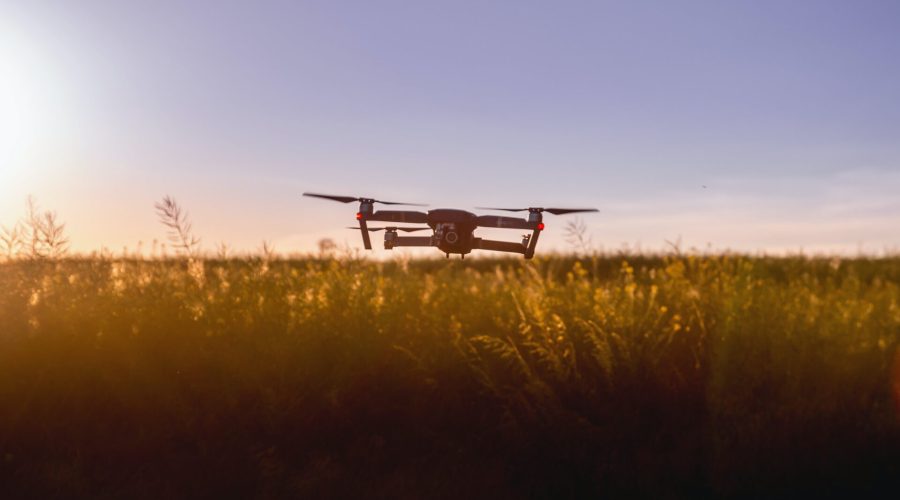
1 254 899 498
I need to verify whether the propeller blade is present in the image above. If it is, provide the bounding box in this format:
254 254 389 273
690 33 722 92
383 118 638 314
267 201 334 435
304 192 359 203
475 207 528 212
544 208 599 215
477 206 599 215
375 200 428 206
304 192 426 206
347 226 431 232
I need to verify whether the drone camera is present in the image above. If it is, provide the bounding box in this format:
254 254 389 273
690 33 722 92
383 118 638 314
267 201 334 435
384 230 398 249
435 223 461 245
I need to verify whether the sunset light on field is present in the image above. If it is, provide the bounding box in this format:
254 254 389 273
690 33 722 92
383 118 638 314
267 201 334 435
3 2 900 497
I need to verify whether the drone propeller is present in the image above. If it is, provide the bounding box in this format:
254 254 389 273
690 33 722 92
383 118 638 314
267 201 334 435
476 206 599 215
347 226 431 232
304 192 426 206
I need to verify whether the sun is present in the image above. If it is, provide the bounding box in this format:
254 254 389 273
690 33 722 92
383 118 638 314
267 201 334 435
0 22 67 199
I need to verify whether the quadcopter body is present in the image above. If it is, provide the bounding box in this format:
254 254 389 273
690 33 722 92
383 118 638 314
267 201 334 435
304 193 597 259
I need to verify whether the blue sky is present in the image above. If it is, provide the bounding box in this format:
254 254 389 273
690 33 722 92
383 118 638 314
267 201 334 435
1 0 899 255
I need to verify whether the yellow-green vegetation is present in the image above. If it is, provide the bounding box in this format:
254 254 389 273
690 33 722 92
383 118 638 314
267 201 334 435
1 255 899 497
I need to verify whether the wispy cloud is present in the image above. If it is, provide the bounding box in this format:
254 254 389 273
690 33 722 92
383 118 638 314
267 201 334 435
592 169 900 254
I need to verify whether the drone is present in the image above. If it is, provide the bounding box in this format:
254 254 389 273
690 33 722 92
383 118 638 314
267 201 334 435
303 192 598 259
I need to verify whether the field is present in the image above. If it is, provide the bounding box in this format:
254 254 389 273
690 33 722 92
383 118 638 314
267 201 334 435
1 254 899 498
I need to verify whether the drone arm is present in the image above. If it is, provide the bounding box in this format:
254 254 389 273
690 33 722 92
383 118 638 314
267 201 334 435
474 238 526 255
524 228 541 259
358 219 372 250
390 236 434 247
475 215 542 259
369 210 429 224
475 215 532 230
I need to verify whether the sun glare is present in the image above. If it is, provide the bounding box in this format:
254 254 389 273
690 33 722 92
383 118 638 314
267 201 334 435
0 23 71 198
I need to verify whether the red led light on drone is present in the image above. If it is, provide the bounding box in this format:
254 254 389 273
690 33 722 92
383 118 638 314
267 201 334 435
537 223 545 230
356 212 362 220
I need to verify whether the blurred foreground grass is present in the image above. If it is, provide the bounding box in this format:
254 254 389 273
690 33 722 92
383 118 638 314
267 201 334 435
1 255 899 497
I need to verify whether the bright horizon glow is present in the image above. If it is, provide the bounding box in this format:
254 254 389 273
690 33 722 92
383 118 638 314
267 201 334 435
0 15 78 207
1 1 898 257
0 25 44 194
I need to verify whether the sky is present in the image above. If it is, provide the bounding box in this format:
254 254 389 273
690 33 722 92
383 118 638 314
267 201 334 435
1 0 899 256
